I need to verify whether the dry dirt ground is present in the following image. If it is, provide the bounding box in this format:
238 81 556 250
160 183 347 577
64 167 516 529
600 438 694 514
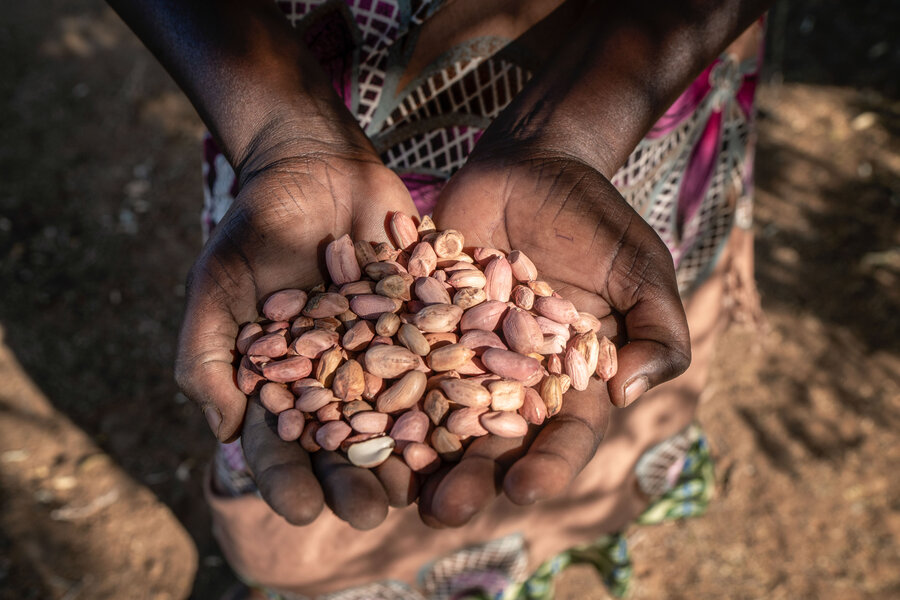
1 2 898 599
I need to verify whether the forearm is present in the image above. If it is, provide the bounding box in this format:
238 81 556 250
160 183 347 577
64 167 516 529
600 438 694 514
482 0 772 178
108 0 372 174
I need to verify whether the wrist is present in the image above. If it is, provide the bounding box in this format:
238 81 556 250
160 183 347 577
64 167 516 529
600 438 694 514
230 101 380 188
110 0 379 182
472 106 619 178
473 0 770 178
223 136 404 229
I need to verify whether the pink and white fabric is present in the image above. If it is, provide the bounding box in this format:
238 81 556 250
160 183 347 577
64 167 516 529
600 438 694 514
202 0 762 294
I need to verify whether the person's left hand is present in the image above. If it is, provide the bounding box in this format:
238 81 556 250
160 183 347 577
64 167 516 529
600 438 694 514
419 148 690 526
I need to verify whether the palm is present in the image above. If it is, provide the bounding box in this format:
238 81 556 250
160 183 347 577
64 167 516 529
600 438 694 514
422 155 689 524
202 158 411 303
434 157 637 324
177 157 422 529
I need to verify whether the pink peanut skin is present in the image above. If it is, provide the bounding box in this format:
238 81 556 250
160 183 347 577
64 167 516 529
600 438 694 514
363 371 384 400
277 409 306 442
414 277 452 305
488 380 525 411
260 382 295 414
407 242 437 278
289 316 314 338
403 442 440 473
291 329 339 358
455 356 488 376
299 421 321 452
349 294 402 319
507 250 538 282
446 407 489 437
483 256 513 302
389 212 419 250
459 300 508 332
480 411 529 438
246 332 287 358
481 348 541 381
261 320 289 334
412 303 464 332
472 247 505 265
363 345 420 378
565 345 590 391
261 356 312 383
448 269 486 289
423 332 458 349
350 411 392 434
295 387 335 412
369 335 394 347
290 378 322 395
339 280 376 296
439 378 492 408
458 329 507 355
237 356 265 395
389 410 430 451
427 344 476 371
236 322 264 355
302 293 350 318
263 289 308 321
315 421 352 451
596 336 619 381
574 311 603 334
533 296 579 324
364 260 407 280
325 234 362 285
316 401 343 423
354 240 378 267
342 320 376 351
375 370 427 413
535 316 570 340
502 308 544 355
235 219 623 478
511 285 535 310
519 387 547 425
540 334 567 355
547 353 563 375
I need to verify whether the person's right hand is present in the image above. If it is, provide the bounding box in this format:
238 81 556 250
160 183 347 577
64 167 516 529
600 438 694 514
418 149 691 527
175 141 421 530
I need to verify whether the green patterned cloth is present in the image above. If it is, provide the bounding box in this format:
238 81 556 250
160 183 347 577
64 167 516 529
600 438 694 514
498 425 715 600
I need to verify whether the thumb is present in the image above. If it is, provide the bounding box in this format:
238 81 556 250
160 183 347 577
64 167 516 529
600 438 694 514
604 250 691 408
351 172 420 245
175 273 251 442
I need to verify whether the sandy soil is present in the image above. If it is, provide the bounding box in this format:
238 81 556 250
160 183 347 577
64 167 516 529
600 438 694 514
1 1 898 598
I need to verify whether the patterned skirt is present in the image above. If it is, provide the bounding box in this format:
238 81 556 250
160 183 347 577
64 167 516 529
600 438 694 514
213 425 714 599
202 2 762 598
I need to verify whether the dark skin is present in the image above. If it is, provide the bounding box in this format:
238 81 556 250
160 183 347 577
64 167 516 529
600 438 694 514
421 0 771 519
179 151 420 528
109 0 770 529
424 160 682 522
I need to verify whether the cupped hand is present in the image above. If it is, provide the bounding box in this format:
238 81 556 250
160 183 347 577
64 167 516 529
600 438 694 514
175 148 420 529
421 152 690 525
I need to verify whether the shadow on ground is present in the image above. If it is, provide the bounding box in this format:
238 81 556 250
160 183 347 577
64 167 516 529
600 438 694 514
0 0 898 598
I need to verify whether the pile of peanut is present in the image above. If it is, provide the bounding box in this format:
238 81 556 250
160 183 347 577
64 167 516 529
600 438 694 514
234 213 617 473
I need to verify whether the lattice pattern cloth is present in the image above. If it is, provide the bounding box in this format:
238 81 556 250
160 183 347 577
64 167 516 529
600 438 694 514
202 0 760 295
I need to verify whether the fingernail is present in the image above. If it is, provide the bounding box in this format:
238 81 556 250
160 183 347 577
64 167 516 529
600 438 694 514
623 376 649 407
203 405 223 438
